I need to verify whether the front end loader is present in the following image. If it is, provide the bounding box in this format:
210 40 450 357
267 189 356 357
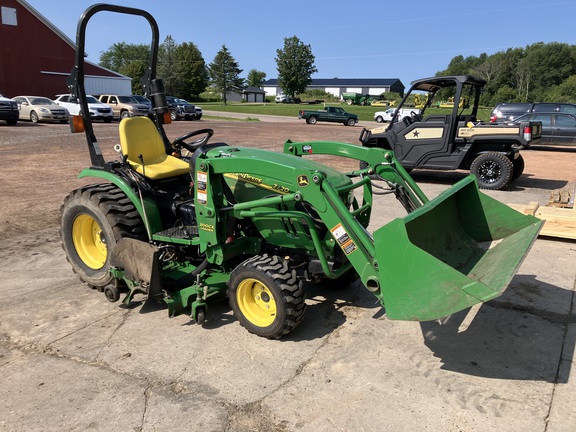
60 4 542 339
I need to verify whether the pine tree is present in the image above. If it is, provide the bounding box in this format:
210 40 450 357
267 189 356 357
208 45 244 105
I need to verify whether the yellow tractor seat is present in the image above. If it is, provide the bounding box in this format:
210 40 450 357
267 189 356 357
119 117 190 180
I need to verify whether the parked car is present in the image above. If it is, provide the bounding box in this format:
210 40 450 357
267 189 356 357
97 94 150 120
275 93 289 103
509 112 576 146
374 108 420 123
490 102 576 124
166 96 197 120
13 96 69 123
131 94 151 106
0 93 19 125
53 94 113 122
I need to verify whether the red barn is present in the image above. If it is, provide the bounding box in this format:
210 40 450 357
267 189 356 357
0 0 130 98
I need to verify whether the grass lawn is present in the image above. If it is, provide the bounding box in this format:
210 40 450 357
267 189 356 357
199 101 493 122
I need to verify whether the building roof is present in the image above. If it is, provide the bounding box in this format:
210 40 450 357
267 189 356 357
263 78 403 87
15 0 125 79
16 0 76 49
243 86 266 94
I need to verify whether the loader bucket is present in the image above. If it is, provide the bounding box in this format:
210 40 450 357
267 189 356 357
373 175 542 321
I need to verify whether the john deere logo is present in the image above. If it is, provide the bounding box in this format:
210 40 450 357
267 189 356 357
297 175 309 187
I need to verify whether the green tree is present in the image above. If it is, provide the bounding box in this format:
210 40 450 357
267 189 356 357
275 36 317 99
523 42 575 100
491 85 518 103
208 45 244 105
546 75 576 102
157 36 180 96
174 42 208 100
121 61 148 94
99 42 150 71
246 69 267 88
99 42 150 94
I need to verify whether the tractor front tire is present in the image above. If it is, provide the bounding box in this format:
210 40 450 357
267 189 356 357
470 152 513 190
228 254 306 339
60 183 146 289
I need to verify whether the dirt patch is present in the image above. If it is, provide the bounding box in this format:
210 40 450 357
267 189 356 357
0 119 574 239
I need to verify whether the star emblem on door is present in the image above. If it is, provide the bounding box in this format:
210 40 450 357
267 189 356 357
412 130 420 138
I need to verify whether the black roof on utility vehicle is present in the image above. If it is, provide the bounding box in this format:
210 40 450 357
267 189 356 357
409 75 487 92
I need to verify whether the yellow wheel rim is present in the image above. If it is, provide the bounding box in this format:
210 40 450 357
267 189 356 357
72 214 107 270
236 278 277 327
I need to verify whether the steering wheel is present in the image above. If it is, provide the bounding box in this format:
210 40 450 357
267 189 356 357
172 128 214 153
410 111 421 122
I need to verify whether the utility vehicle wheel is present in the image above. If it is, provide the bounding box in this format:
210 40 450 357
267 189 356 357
60 183 146 289
470 152 513 190
346 118 356 126
30 111 39 123
120 110 130 120
511 154 525 181
228 254 306 339
170 111 177 121
307 116 317 125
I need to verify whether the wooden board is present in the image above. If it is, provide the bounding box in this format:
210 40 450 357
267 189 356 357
508 201 576 240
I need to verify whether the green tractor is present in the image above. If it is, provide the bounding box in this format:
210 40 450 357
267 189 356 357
60 4 542 339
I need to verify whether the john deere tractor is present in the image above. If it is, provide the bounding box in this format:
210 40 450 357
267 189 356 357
60 4 542 339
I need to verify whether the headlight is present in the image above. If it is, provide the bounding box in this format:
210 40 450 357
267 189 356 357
39 108 50 114
130 106 137 112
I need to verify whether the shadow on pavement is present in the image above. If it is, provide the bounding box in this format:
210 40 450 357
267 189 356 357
420 274 574 383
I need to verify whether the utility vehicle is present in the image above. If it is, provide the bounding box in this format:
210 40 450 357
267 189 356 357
360 76 543 190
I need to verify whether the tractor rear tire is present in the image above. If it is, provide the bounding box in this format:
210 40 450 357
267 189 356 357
59 183 146 289
470 152 513 190
228 254 306 339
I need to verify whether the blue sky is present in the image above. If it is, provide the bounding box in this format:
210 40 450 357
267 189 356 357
25 0 576 87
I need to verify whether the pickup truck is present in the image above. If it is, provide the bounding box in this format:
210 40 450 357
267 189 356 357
166 96 197 121
97 94 151 120
374 108 420 123
298 106 358 126
0 94 18 125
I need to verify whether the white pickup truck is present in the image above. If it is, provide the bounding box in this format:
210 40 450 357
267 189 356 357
374 108 420 123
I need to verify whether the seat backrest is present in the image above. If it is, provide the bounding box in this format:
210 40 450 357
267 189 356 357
119 116 167 166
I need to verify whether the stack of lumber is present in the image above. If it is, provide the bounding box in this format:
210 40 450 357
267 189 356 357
508 186 576 240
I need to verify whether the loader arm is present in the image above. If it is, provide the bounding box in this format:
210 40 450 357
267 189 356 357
282 140 543 321
283 139 429 212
